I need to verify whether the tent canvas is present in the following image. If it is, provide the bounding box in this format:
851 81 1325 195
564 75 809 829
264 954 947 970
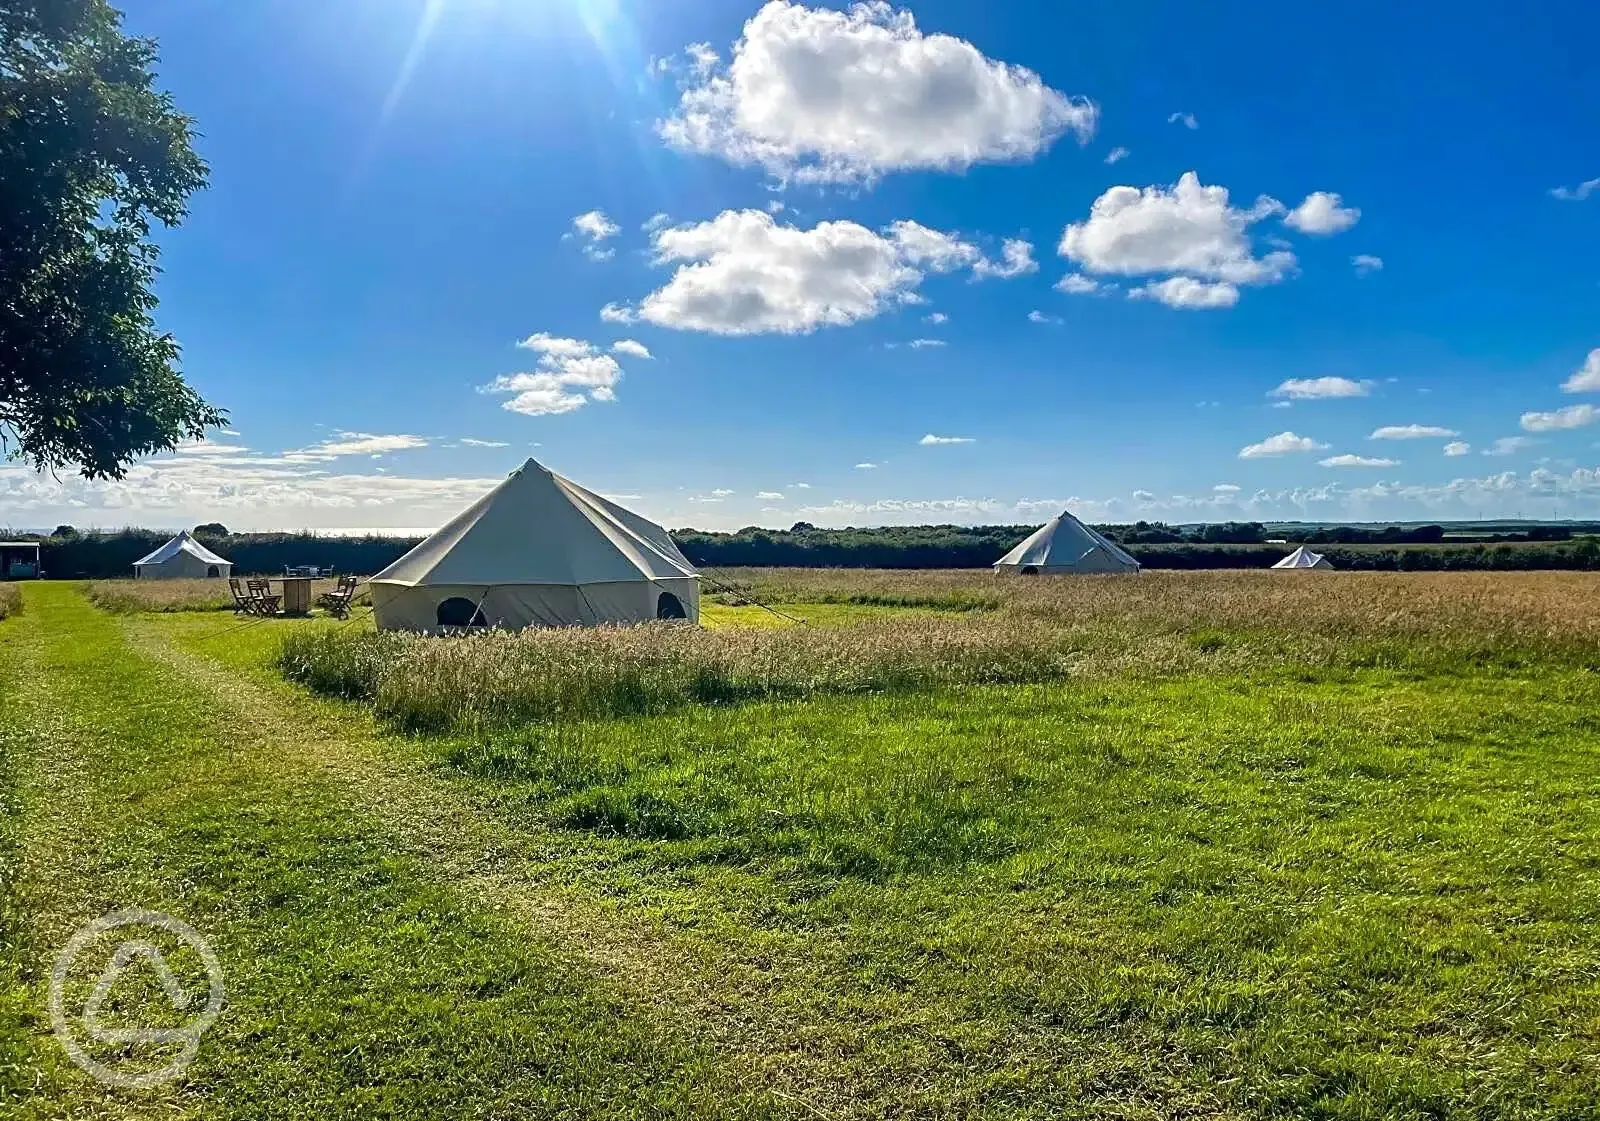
993 510 1140 574
1271 546 1332 570
132 531 232 579
369 458 700 632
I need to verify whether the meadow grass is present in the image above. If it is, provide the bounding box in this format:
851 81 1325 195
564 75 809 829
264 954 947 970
251 572 1600 1113
84 576 363 614
0 584 18 620
278 613 1100 733
7 573 1600 1117
83 576 235 613
281 570 1600 735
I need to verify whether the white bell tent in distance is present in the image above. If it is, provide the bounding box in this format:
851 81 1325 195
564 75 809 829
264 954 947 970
368 458 700 633
132 531 233 580
1271 546 1333 570
993 510 1141 575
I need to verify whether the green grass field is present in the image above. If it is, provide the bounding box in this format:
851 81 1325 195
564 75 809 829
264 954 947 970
3 575 1600 1118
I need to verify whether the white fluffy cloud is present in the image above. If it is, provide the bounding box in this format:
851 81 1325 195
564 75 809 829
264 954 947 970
625 210 1024 335
1370 424 1459 440
516 333 594 361
1283 191 1360 235
1561 349 1600 393
1059 173 1294 307
755 490 785 501
972 238 1037 279
1055 273 1103 295
1167 112 1198 130
919 434 974 445
1128 276 1238 310
1239 431 1328 458
599 302 636 324
1320 454 1398 468
1269 376 1370 400
1521 404 1600 432
1443 441 1471 457
484 334 632 416
1027 309 1063 324
1105 146 1129 164
1352 254 1383 276
569 210 621 260
855 461 878 469
659 1 1096 184
610 339 653 359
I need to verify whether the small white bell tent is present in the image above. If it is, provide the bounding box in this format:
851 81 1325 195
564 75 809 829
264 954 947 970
132 531 232 580
1271 546 1333 570
369 458 700 633
993 510 1140 575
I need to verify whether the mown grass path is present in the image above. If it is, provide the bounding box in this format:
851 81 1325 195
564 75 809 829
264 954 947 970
0 584 803 1119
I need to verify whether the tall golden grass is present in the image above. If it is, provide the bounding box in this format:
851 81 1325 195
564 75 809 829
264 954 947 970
711 567 1600 642
0 583 20 620
85 577 359 614
279 570 1600 733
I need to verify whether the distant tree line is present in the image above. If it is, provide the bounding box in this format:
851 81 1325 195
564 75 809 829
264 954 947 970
16 523 1600 578
1113 520 1588 545
33 528 421 579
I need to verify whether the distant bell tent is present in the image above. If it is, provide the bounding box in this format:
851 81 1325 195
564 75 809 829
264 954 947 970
369 458 700 633
993 510 1141 575
1271 546 1333 570
132 531 232 580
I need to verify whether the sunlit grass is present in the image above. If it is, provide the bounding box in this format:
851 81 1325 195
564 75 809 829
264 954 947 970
279 570 1600 734
11 573 1600 1116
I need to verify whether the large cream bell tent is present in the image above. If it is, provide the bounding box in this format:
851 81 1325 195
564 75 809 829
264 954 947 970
369 458 700 633
132 531 232 579
993 510 1141 575
1271 546 1333 570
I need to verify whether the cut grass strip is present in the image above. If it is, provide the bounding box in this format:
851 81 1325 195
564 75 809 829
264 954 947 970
0 584 788 1119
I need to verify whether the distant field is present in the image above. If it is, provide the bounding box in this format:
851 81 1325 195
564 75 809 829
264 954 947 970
4 570 1600 1118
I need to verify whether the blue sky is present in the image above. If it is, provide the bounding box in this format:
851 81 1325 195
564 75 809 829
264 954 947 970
9 0 1598 531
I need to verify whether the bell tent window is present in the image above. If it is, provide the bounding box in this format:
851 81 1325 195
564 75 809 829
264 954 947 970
436 596 488 628
656 592 687 620
206 566 220 578
1020 566 1040 576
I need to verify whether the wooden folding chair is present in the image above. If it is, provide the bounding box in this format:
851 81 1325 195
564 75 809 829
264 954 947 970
318 573 359 619
246 578 281 616
228 578 257 616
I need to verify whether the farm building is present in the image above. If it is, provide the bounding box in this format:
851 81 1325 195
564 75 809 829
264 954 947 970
369 457 699 633
132 531 232 579
993 510 1141 575
1271 546 1333 570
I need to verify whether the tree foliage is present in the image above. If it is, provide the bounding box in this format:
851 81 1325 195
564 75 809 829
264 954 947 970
0 0 220 478
22 525 1600 578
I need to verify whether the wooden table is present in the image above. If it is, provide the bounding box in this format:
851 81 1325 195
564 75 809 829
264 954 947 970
278 576 314 616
